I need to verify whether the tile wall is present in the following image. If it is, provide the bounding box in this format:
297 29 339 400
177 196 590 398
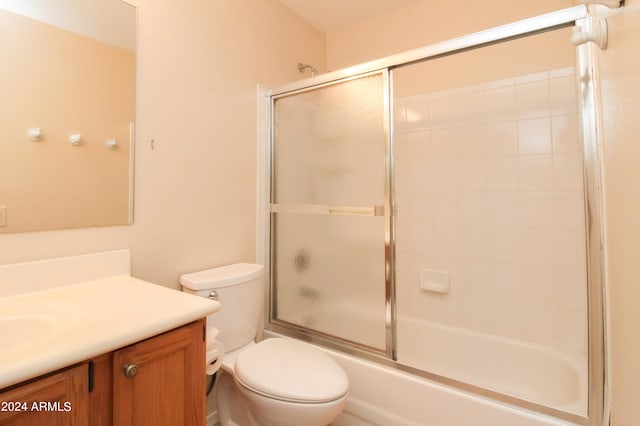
394 67 588 358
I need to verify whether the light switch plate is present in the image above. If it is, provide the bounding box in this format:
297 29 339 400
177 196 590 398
0 206 6 227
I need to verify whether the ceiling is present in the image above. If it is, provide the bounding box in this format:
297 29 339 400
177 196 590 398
278 0 416 33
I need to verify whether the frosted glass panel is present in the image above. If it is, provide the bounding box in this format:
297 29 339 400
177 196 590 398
271 73 387 351
274 213 386 349
273 74 385 206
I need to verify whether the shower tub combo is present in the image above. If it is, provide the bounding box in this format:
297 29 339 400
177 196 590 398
258 5 607 426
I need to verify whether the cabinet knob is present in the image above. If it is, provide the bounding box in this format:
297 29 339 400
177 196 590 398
123 363 139 378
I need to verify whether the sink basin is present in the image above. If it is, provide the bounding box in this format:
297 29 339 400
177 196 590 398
0 315 57 355
0 302 70 359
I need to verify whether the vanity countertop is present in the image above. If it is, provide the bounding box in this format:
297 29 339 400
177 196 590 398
0 275 220 389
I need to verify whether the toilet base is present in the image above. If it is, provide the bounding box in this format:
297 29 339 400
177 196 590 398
215 370 347 426
217 372 253 426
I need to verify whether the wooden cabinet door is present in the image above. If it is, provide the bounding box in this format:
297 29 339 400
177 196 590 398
0 363 89 426
112 320 206 426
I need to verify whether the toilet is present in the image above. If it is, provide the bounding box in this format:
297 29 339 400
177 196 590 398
180 263 349 426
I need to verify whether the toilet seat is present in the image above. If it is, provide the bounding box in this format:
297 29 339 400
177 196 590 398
234 338 349 403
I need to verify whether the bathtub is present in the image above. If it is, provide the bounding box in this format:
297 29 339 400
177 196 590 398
397 316 587 416
267 308 587 425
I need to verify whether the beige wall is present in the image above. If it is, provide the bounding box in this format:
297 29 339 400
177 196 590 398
0 9 133 232
0 0 325 288
129 0 325 287
326 0 575 71
597 1 640 424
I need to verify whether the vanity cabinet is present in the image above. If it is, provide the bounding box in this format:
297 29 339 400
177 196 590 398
0 363 89 425
0 319 206 426
111 318 206 425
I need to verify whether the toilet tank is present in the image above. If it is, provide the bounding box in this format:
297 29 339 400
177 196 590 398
180 263 264 352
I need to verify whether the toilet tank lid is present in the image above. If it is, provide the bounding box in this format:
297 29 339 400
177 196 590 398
180 263 264 290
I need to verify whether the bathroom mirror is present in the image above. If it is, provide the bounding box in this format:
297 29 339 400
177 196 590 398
0 0 136 233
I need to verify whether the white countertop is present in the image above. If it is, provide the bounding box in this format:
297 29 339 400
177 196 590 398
0 275 220 389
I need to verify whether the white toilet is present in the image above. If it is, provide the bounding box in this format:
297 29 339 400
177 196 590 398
180 263 349 426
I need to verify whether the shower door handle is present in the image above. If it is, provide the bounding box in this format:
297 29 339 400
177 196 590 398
328 205 385 216
271 204 385 216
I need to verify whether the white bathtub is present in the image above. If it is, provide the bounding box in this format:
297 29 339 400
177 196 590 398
325 344 581 426
267 308 587 425
397 316 587 416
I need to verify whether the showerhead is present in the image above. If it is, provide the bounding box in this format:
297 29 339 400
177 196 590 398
298 62 317 77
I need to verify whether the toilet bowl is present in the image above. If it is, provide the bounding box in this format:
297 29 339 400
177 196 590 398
180 263 349 426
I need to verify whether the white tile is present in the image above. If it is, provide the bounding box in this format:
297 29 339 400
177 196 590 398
457 260 492 297
549 75 578 115
520 192 557 229
515 71 549 84
459 227 490 260
518 117 552 155
395 219 420 254
433 225 462 258
420 290 461 325
405 99 432 130
397 192 435 225
413 161 435 193
395 193 413 223
430 129 459 160
556 309 588 354
460 294 494 333
407 130 432 161
394 102 407 128
555 191 586 231
394 132 409 163
553 152 583 192
486 122 517 157
433 193 459 225
457 125 486 159
430 160 459 193
489 192 520 228
489 263 522 302
413 193 436 224
551 114 580 153
549 230 587 270
458 158 487 192
431 95 460 128
520 228 554 267
483 77 515 90
486 299 524 339
489 228 521 263
456 90 485 126
521 228 586 270
458 193 489 226
549 67 575 79
523 305 558 346
556 267 588 312
484 85 516 122
488 157 519 192
518 155 554 191
394 161 412 193
520 265 561 308
415 222 438 257
516 80 549 119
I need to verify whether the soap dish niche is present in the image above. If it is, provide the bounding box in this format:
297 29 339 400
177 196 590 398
420 268 450 294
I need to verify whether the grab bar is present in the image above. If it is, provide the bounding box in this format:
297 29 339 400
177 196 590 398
271 203 384 217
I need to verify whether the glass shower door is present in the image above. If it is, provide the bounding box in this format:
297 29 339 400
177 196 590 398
270 72 389 352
